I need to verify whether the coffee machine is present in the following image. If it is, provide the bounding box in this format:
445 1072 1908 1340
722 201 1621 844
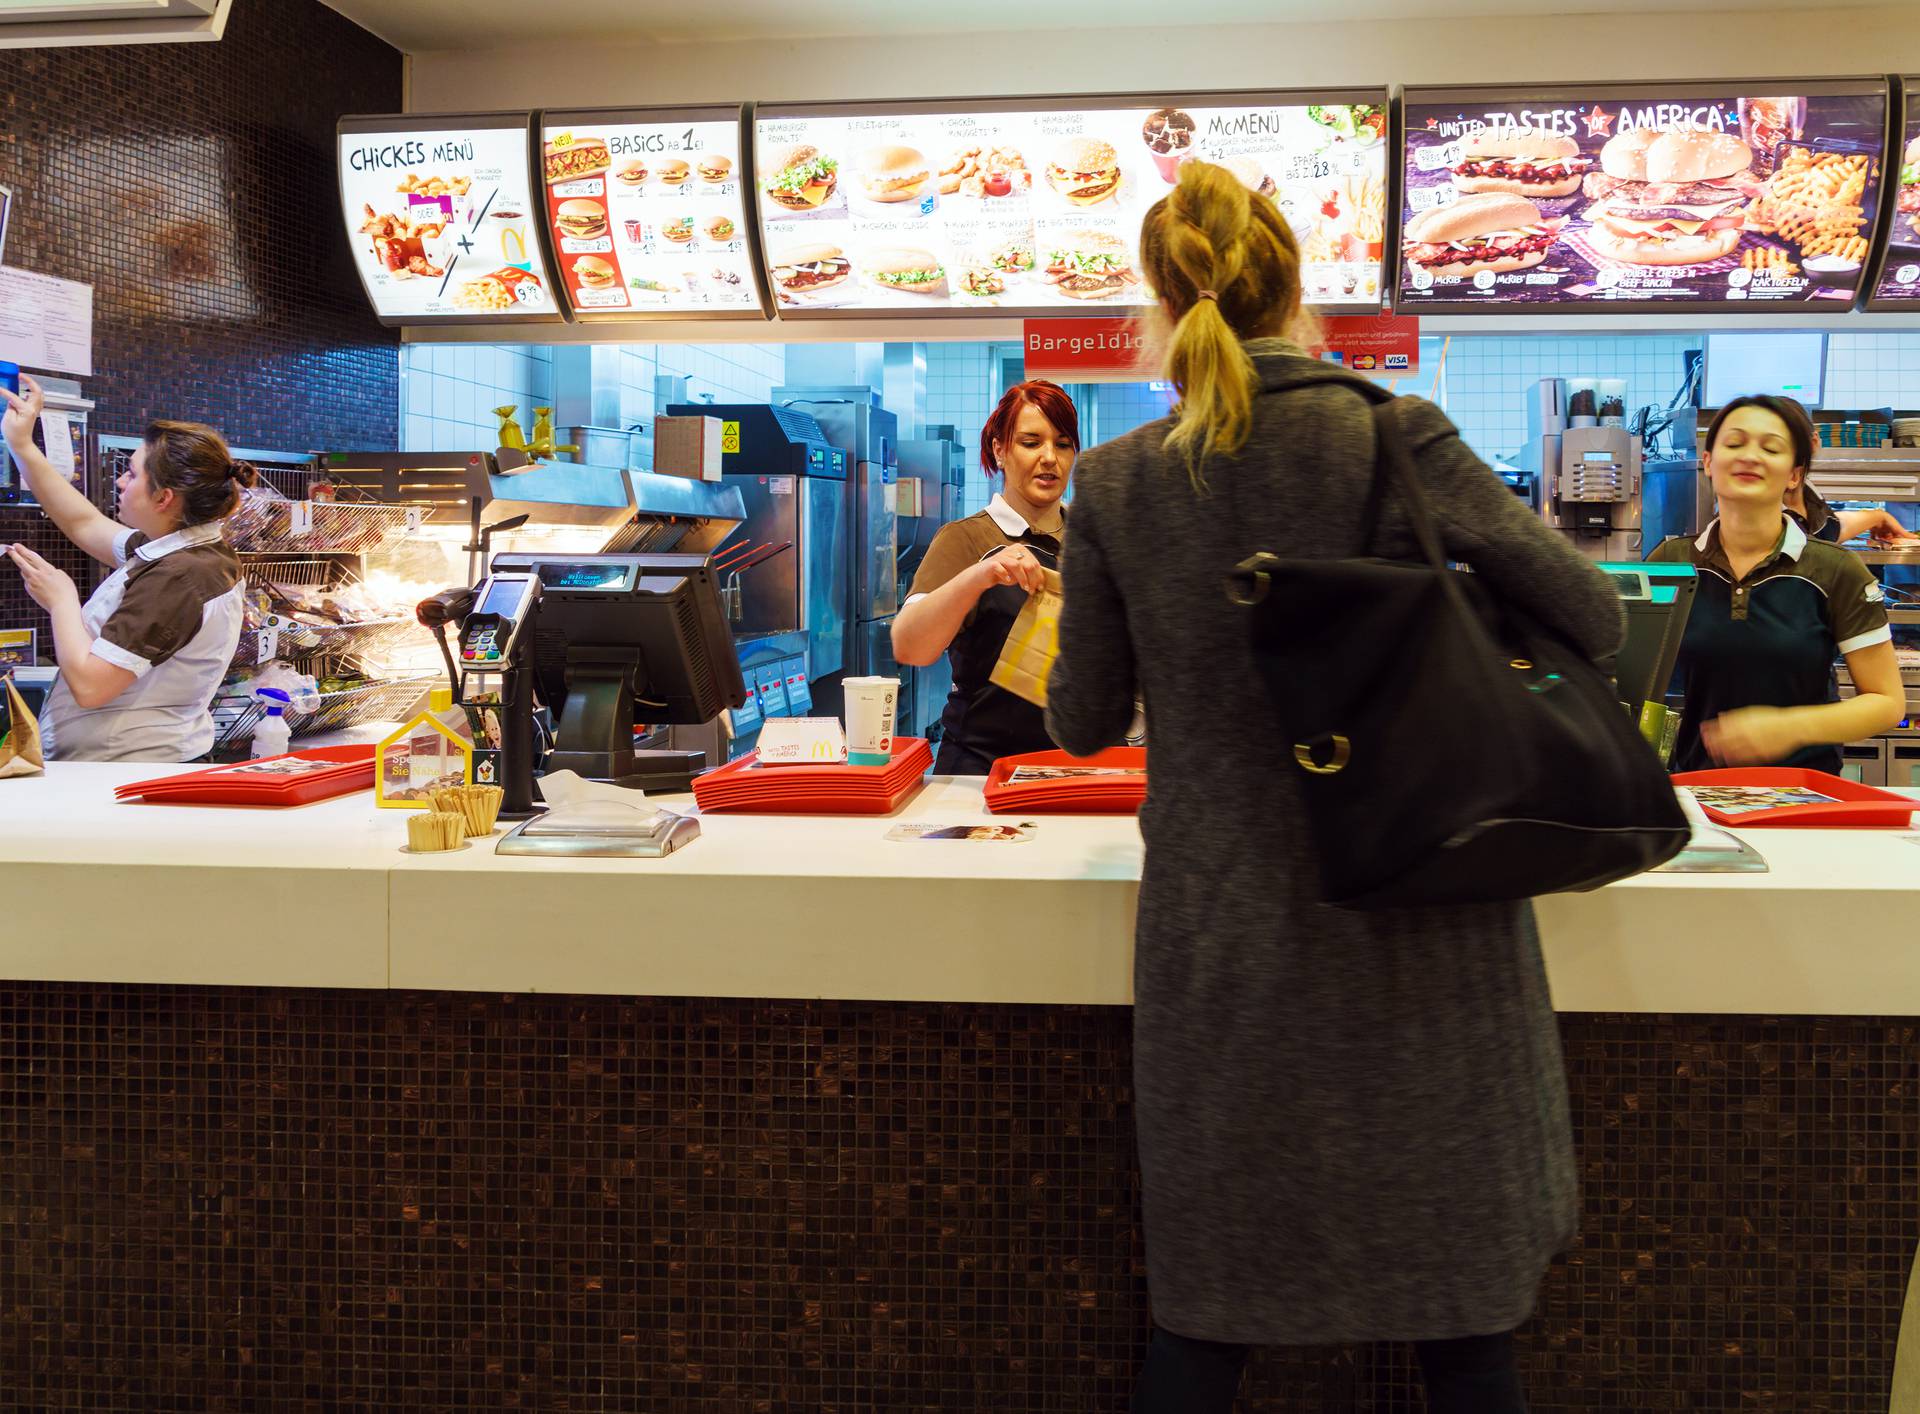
1512 378 1697 560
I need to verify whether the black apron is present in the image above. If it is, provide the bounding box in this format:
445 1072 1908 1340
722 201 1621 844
932 533 1061 776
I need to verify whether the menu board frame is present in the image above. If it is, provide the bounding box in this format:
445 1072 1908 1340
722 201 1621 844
536 103 773 322
1863 75 1920 312
337 110 569 328
1395 77 1892 317
753 87 1394 320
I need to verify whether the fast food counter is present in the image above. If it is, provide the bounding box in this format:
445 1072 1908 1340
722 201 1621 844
7 763 1920 1413
5 761 1919 1015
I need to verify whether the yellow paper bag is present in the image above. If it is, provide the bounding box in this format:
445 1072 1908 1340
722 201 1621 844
0 675 46 779
990 568 1063 708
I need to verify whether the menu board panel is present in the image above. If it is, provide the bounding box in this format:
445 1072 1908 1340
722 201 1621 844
1866 80 1920 308
338 113 563 325
1398 81 1889 314
754 90 1391 317
539 106 768 319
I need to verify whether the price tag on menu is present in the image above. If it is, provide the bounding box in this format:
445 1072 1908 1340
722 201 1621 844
1286 153 1334 182
1414 142 1465 172
1408 185 1451 213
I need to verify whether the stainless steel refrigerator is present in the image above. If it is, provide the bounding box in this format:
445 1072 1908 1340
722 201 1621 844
895 428 967 741
772 387 903 717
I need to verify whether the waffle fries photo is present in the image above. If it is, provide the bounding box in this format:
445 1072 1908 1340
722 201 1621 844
1751 147 1874 267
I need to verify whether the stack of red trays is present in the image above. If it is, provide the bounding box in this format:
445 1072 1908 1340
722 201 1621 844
692 737 933 815
984 747 1146 815
114 745 376 807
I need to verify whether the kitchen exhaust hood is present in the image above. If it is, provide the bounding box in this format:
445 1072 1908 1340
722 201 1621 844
0 0 231 48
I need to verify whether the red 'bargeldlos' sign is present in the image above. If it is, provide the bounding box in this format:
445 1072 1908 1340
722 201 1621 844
1022 318 1150 385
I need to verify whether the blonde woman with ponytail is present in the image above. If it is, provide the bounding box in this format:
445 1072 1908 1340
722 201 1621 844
1045 162 1625 1414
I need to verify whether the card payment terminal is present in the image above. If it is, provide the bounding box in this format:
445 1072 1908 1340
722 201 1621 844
460 572 540 669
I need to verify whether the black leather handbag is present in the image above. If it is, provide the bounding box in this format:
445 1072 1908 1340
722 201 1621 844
1224 396 1687 910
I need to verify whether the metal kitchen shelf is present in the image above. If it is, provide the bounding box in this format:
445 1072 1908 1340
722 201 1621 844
211 675 436 755
224 497 421 555
232 616 426 669
1849 549 1920 566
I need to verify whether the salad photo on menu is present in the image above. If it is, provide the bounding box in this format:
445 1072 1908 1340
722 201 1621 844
338 118 561 321
1400 84 1889 310
754 92 1390 315
539 110 763 317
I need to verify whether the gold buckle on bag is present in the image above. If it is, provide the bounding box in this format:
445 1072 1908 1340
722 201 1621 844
1294 735 1351 775
1226 552 1283 607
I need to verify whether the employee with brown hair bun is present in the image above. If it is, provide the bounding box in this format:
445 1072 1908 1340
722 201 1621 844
3 373 253 761
1046 162 1627 1414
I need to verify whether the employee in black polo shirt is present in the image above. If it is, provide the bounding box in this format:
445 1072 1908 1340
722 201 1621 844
1648 395 1906 773
893 380 1078 775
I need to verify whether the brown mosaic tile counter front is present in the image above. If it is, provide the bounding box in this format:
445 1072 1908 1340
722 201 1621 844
0 990 1912 1412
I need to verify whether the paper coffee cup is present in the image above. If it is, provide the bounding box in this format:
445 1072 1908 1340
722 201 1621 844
843 676 900 766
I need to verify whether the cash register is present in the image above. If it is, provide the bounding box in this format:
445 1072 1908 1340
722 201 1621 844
1599 560 1698 760
447 552 747 855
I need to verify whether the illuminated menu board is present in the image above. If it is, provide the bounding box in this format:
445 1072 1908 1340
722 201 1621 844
1398 80 1889 314
337 112 564 325
753 89 1391 317
538 105 768 319
1866 79 1920 309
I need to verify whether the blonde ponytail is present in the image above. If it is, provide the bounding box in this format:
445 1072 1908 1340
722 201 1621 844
1139 161 1306 490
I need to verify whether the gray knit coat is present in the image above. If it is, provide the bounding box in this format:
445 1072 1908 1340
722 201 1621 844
1047 344 1626 1346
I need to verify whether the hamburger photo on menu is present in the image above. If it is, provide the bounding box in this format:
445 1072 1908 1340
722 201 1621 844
860 146 932 205
765 145 839 211
554 199 607 241
1044 229 1138 300
1582 128 1759 266
1450 128 1592 199
865 247 947 298
1048 138 1122 207
1403 192 1565 282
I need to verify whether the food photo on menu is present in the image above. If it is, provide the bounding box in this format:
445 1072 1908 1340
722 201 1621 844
753 94 1389 314
539 113 761 316
1400 86 1889 309
338 120 560 320
1870 104 1920 302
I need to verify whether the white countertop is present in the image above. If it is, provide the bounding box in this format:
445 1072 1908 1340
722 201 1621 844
5 760 1918 1014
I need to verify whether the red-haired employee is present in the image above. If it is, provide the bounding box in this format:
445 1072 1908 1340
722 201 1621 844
892 380 1080 775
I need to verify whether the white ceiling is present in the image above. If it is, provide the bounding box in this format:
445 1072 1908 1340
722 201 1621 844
323 0 1861 53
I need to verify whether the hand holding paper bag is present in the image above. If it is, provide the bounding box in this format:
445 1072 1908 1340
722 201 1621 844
989 567 1063 707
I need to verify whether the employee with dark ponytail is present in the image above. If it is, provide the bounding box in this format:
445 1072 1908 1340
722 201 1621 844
4 373 254 761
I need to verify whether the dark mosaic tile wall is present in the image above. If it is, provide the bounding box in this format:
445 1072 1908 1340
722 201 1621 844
0 990 1912 1412
0 0 402 645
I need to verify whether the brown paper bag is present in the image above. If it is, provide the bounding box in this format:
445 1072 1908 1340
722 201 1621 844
989 568 1063 708
0 675 46 778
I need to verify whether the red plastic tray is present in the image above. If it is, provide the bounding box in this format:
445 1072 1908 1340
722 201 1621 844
984 747 1146 815
1671 767 1918 828
115 745 376 807
693 738 932 815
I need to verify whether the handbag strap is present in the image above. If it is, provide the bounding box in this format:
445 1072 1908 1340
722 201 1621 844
1365 400 1453 576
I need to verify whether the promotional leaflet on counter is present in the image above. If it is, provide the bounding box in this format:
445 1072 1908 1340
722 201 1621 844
754 95 1390 315
339 118 561 321
1399 86 1889 311
1869 88 1920 305
539 112 763 316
